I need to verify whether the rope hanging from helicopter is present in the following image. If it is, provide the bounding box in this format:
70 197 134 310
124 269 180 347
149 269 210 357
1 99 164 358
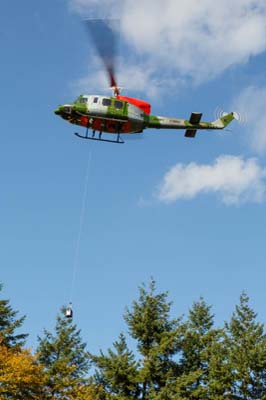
66 150 93 318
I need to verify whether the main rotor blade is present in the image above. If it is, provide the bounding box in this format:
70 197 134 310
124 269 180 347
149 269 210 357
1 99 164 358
84 19 119 89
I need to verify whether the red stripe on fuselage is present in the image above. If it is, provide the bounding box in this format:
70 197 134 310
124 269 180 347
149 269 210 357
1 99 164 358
117 96 151 115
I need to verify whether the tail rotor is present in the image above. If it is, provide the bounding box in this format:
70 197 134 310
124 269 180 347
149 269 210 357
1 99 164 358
214 107 247 125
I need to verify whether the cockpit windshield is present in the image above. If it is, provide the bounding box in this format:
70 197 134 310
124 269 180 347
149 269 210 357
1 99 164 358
74 96 88 104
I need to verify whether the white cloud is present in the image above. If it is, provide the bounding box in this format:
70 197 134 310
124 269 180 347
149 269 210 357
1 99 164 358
157 155 266 205
233 86 266 154
69 0 266 90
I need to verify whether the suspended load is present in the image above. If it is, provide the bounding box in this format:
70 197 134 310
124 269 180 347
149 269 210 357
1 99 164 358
65 303 73 319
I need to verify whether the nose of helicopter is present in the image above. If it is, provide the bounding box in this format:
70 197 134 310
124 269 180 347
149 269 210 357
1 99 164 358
54 106 62 115
54 105 74 116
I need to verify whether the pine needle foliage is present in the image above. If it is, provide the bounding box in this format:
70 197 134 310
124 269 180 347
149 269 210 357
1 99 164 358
90 333 140 400
225 292 266 400
88 282 266 400
37 306 90 399
0 284 28 349
90 279 184 400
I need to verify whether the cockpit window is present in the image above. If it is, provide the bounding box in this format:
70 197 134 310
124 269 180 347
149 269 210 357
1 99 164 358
80 97 88 103
93 97 98 103
102 98 111 106
114 100 123 109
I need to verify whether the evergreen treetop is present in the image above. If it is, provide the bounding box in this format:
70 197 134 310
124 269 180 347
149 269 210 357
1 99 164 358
124 279 181 357
37 306 90 399
0 283 28 348
89 333 140 399
225 292 266 400
91 279 184 400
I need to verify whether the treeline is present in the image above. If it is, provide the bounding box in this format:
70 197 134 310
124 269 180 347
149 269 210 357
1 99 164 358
1 280 266 400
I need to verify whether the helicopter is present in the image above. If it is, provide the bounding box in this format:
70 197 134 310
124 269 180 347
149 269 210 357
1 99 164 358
54 20 236 144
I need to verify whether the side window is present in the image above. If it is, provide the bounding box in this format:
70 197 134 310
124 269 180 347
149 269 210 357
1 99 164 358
80 97 88 103
93 97 98 103
114 100 123 109
102 98 111 106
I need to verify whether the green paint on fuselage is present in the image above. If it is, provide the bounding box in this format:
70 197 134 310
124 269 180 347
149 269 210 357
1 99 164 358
146 114 221 130
106 98 128 120
73 103 87 114
146 115 161 128
55 94 236 135
219 112 235 127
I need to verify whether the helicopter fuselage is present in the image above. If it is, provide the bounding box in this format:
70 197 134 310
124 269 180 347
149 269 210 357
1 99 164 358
55 94 146 134
54 94 236 142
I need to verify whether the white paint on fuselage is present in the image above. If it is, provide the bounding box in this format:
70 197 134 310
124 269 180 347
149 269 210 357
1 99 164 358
127 102 144 123
81 94 145 124
86 95 107 116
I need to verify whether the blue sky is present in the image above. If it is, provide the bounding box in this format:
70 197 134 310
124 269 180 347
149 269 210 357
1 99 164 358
1 0 266 353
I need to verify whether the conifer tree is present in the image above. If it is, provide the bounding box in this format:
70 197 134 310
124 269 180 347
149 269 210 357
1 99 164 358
124 279 182 399
37 306 90 399
90 279 183 400
173 297 221 399
0 284 28 348
181 297 214 372
89 283 266 400
159 297 231 400
90 333 139 400
225 292 266 400
207 334 232 400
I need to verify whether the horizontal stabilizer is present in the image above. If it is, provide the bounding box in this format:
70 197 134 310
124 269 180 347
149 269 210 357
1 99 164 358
185 129 197 138
185 112 202 137
189 112 202 125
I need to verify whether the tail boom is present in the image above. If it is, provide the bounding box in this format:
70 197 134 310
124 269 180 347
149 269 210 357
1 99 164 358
146 112 236 137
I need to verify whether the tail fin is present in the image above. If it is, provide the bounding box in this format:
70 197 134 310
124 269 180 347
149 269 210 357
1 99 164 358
212 112 236 128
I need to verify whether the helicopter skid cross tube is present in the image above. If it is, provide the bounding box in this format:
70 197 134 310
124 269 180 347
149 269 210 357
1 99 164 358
74 131 124 144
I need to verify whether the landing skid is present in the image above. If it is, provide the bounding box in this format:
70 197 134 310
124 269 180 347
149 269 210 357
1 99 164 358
74 131 124 144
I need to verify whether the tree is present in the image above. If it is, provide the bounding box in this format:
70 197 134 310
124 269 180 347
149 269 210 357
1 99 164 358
90 333 139 400
225 292 266 400
180 297 214 372
37 306 90 399
207 334 232 400
124 279 183 399
174 297 228 399
83 282 266 400
0 284 28 348
91 279 184 400
0 345 46 399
